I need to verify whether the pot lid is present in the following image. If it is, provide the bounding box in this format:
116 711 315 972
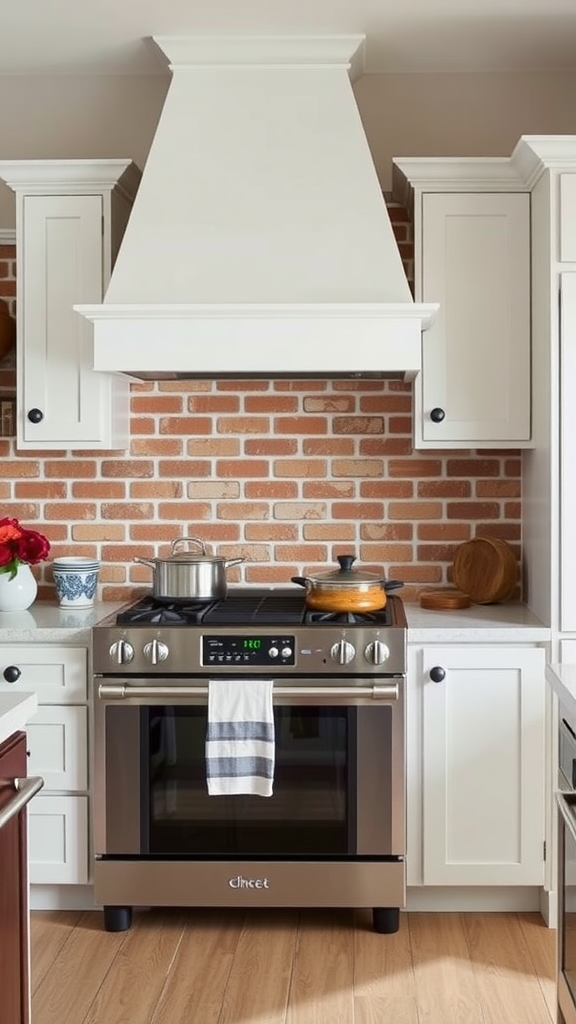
305 555 386 587
161 538 226 563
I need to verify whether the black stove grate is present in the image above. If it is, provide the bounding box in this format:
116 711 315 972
114 588 398 627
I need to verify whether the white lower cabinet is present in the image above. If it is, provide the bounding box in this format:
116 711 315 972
407 643 546 887
0 644 89 885
28 795 88 885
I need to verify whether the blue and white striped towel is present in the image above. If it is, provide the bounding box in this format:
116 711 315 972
206 679 275 797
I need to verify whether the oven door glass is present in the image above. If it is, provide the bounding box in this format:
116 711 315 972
136 704 388 857
560 792 576 1006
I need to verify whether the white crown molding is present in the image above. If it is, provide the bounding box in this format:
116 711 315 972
0 229 16 245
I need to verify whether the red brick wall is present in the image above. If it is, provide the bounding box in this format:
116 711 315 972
0 205 522 604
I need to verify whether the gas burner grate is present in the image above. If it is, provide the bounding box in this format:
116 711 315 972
305 607 392 626
202 591 306 625
116 597 218 625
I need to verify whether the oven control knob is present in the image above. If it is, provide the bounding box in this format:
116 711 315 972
364 641 390 666
109 640 134 665
268 647 279 658
143 639 169 665
330 640 355 665
281 647 292 659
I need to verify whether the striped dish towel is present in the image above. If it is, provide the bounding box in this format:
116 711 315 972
206 679 275 797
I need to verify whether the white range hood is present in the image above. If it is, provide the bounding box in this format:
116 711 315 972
77 35 438 381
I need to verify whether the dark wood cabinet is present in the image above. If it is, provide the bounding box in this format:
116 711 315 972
0 731 29 1024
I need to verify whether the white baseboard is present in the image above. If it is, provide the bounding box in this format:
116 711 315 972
406 885 550 917
30 885 98 912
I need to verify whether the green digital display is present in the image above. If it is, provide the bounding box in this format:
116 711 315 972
243 638 262 650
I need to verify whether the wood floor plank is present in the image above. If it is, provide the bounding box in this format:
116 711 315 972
31 910 128 1024
219 909 299 1024
464 912 555 1024
30 910 83 994
150 909 247 1024
286 910 355 1024
28 907 559 1024
353 910 419 1024
409 911 484 1024
518 913 557 1022
82 909 188 1024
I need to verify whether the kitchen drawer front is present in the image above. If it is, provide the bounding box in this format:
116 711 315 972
0 646 87 702
28 795 89 884
26 706 87 791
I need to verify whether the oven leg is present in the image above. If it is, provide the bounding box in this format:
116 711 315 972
372 907 400 934
103 906 133 932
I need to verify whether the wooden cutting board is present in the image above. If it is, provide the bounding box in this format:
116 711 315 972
419 588 471 610
452 537 517 604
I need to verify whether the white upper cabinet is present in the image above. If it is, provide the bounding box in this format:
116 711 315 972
393 159 532 449
0 159 140 450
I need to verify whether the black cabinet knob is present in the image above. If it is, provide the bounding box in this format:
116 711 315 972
3 665 21 683
430 407 446 423
429 665 446 683
27 408 44 424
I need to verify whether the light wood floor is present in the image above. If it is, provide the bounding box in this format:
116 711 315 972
30 908 557 1024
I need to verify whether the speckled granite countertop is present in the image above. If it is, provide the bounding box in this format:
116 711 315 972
0 597 551 645
546 663 576 722
404 601 550 642
0 691 38 745
0 601 129 643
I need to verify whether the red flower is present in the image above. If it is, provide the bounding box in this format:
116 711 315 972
0 517 51 579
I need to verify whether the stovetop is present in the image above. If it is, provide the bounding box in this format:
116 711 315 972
112 588 403 628
93 588 407 677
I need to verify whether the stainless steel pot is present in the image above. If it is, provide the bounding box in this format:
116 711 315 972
134 538 244 602
291 554 403 613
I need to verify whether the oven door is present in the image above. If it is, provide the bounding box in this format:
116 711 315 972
557 789 576 1024
93 678 405 862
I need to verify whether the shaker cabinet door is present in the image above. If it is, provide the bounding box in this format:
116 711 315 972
409 644 545 886
21 194 105 446
418 191 531 447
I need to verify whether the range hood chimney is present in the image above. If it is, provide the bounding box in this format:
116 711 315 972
77 35 438 381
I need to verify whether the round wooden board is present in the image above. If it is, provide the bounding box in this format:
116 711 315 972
452 537 517 604
419 588 471 610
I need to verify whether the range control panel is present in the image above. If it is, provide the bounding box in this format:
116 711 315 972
202 634 296 666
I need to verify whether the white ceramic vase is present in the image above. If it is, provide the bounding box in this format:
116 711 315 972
0 563 38 611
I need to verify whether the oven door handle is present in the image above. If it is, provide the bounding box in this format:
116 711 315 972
98 682 400 701
557 790 576 845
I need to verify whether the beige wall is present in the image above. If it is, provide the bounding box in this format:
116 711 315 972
1 69 576 223
355 70 576 188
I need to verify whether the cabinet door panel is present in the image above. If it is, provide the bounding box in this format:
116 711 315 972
0 646 87 702
21 194 105 445
420 645 545 885
560 175 576 262
560 273 576 631
419 192 531 446
26 706 87 791
28 795 88 884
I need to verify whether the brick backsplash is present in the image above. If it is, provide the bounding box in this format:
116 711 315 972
0 206 522 605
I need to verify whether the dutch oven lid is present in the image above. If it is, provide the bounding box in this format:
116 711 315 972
305 555 387 588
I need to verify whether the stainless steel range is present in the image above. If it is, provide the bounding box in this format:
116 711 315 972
92 587 407 933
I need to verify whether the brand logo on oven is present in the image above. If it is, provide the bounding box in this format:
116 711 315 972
228 875 270 890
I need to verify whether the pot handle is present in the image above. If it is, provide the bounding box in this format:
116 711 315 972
291 576 307 587
384 580 404 592
133 557 156 570
171 537 208 555
224 557 245 569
